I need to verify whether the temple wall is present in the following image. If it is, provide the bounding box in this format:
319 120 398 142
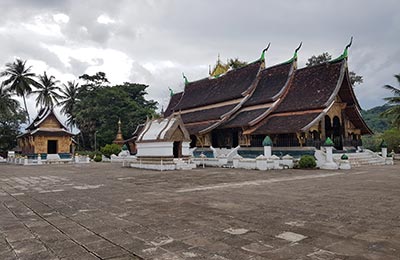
33 135 71 154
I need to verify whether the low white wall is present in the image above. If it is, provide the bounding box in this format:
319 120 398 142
182 142 191 157
136 142 173 157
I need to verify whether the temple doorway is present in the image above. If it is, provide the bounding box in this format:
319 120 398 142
173 141 182 158
47 140 57 154
332 116 343 150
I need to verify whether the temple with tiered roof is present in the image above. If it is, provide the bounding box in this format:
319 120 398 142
164 41 372 150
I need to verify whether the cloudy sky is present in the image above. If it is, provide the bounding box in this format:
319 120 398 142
1 0 399 121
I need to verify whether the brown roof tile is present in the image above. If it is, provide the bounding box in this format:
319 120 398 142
220 108 267 129
174 61 261 110
181 104 237 124
345 106 373 135
244 63 292 106
274 61 343 113
164 92 183 117
185 122 216 135
253 112 321 134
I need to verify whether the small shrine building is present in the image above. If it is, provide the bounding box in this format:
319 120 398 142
17 108 74 155
164 42 372 150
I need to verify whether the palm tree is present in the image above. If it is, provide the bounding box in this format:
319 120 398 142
0 59 39 123
381 74 400 128
33 72 62 109
58 81 79 131
0 84 19 114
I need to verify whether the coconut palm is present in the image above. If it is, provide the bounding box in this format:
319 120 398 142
58 81 79 131
0 59 39 123
381 74 400 128
0 84 19 114
33 72 62 109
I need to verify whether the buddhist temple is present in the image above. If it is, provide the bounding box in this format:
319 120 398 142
164 41 372 151
17 108 74 155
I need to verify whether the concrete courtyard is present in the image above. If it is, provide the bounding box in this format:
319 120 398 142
0 163 399 260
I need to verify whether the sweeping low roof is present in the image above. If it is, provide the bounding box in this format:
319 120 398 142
164 49 372 136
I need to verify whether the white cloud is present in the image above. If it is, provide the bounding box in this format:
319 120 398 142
53 13 69 24
97 14 116 25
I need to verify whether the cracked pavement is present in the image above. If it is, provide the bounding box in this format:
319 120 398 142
0 163 399 259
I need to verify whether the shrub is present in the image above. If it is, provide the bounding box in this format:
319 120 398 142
100 144 121 158
93 154 102 162
299 155 316 169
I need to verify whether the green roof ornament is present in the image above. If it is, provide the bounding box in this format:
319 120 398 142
168 87 174 97
122 144 128 151
331 36 353 63
182 73 189 85
283 42 302 64
341 154 348 160
262 135 273 146
324 137 334 146
380 139 388 148
259 43 271 62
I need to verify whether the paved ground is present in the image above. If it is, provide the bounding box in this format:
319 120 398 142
0 163 399 260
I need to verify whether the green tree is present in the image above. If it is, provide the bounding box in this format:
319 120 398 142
306 52 363 86
305 52 332 67
228 58 248 69
33 72 62 109
0 59 39 123
79 71 109 91
381 128 400 153
58 81 79 131
0 85 18 114
0 93 26 153
361 105 392 133
73 76 157 150
381 74 400 129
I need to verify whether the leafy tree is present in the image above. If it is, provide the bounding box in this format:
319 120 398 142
306 52 363 86
79 72 109 91
361 105 392 133
381 74 400 129
100 144 121 158
0 97 26 153
0 85 18 114
305 52 332 67
381 128 400 153
0 59 39 123
228 58 248 69
73 75 157 150
33 72 62 109
58 81 79 131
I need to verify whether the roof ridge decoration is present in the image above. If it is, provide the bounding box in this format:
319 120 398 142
283 42 302 65
259 43 271 62
182 73 189 85
330 37 353 63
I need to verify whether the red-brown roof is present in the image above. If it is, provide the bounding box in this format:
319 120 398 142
220 108 268 129
164 92 183 117
174 61 261 110
273 60 344 113
253 112 321 134
244 62 293 106
181 104 237 124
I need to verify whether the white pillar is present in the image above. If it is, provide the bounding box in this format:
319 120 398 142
381 147 387 158
37 154 42 165
264 146 272 157
325 146 333 163
321 146 338 170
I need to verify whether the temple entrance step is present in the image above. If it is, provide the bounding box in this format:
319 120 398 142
333 152 386 167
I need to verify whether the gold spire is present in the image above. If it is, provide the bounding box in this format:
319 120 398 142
113 118 124 146
210 54 229 78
